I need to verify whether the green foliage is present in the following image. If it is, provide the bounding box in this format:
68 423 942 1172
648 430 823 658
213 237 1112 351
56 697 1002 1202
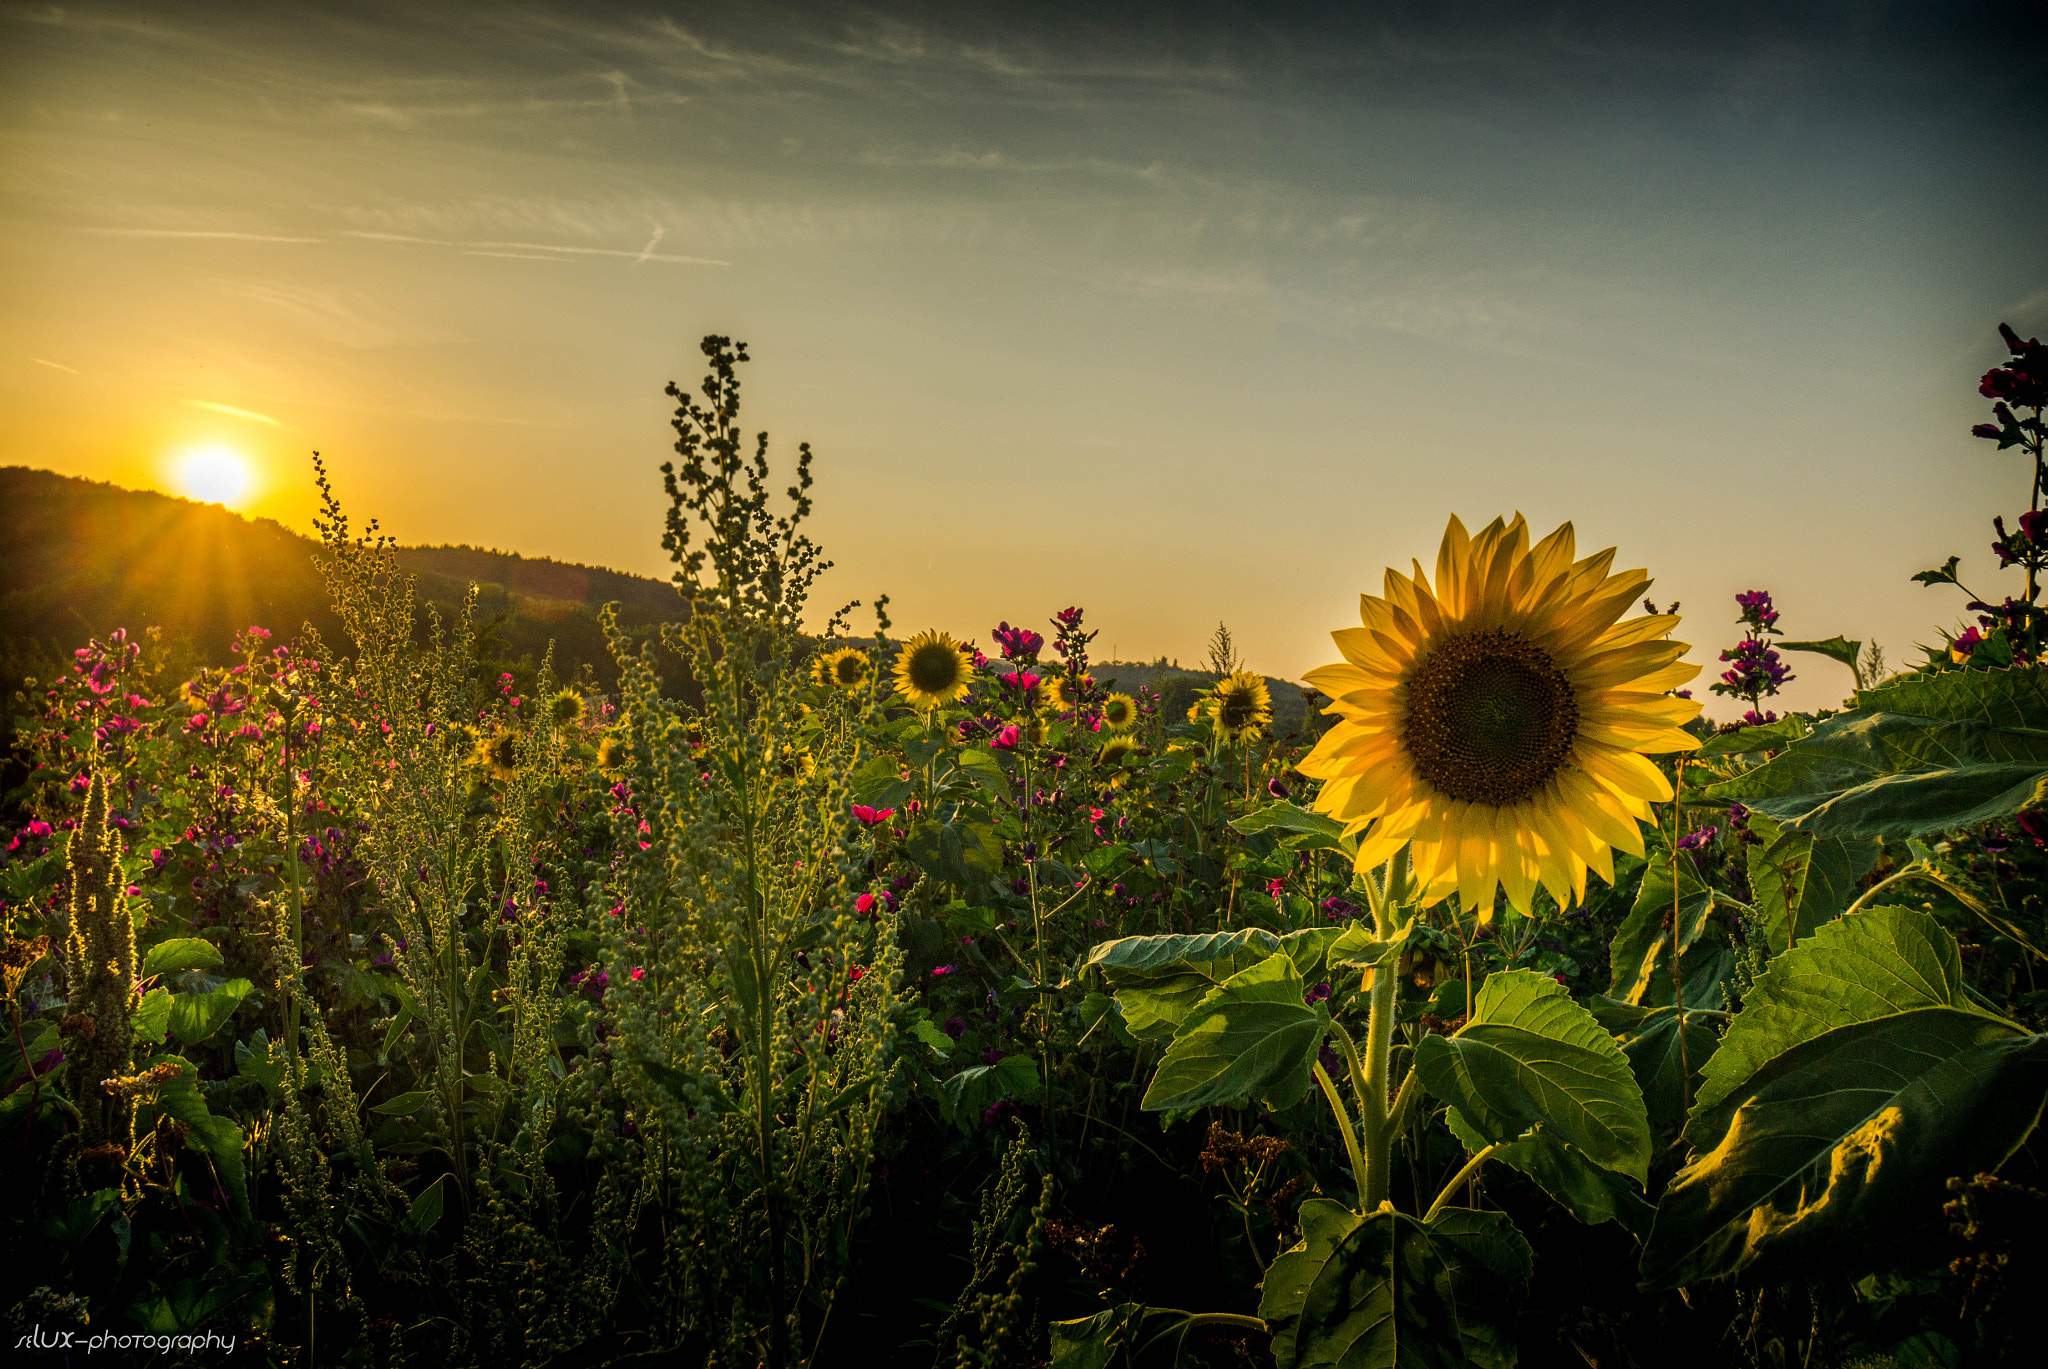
1708 665 2048 839
1258 1198 1531 1369
1643 1010 2048 1289
1140 951 1322 1112
1685 906 1982 1146
1414 970 1651 1182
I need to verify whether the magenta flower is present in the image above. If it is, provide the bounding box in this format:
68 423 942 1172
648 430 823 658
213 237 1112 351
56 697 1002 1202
851 804 896 826
990 724 1022 751
992 622 1043 661
855 893 877 914
999 670 1041 694
629 967 646 982
931 964 957 977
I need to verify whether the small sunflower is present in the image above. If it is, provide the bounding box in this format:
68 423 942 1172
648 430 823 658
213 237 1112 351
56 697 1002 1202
893 630 975 710
814 646 873 692
1300 514 1702 918
1043 677 1076 711
548 688 585 727
596 735 628 771
477 727 521 781
1099 692 1137 730
1207 671 1272 742
1097 734 1142 784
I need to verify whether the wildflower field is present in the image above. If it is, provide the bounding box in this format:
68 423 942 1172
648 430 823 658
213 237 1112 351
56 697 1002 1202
5 329 2048 1368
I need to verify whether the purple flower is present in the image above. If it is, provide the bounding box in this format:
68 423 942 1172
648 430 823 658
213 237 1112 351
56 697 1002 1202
942 1016 967 1039
991 622 1043 662
1304 982 1332 1006
1267 778 1291 800
1676 825 1719 852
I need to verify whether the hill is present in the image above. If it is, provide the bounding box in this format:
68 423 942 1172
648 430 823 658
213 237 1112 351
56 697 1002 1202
0 466 690 697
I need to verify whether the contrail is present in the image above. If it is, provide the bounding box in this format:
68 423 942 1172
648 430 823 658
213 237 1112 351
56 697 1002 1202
31 357 80 374
182 399 283 425
635 224 666 264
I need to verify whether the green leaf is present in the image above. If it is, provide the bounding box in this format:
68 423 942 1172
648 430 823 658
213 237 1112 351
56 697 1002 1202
911 1017 956 1055
1414 969 1651 1181
131 987 172 1045
1707 666 2048 840
1085 929 1282 1040
1606 1003 1718 1138
1685 906 1982 1147
167 978 252 1046
1642 1010 2047 1289
371 1091 433 1117
635 1056 741 1114
1911 556 1960 588
819 1075 876 1116
466 1072 508 1095
1330 922 1412 973
1048 1304 1192 1368
905 817 1002 892
939 1053 1040 1130
1606 860 1724 1008
1779 637 1863 675
141 937 223 979
1695 718 1809 757
403 1174 447 1240
1142 952 1321 1113
1277 925 1353 983
1231 801 1350 852
143 1057 248 1221
1258 1198 1530 1369
1445 1108 1654 1237
1074 992 1137 1048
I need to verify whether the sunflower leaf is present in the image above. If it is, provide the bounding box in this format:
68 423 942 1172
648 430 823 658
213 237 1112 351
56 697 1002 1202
1048 1304 1192 1368
1445 1108 1655 1236
1141 951 1320 1112
1706 665 2048 840
1230 801 1351 852
1415 969 1651 1181
1607 860 1724 1008
1257 1198 1529 1369
1742 815 1882 959
1642 1010 2048 1289
1684 905 1989 1148
1778 636 1863 675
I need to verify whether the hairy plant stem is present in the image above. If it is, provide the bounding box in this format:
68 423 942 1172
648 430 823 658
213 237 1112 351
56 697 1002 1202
1424 1142 1502 1224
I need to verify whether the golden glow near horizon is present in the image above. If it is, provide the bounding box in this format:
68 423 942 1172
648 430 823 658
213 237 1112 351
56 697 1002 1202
170 445 255 509
1 5 2042 719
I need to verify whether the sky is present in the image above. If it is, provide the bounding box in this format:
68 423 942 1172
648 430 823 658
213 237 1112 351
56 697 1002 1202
3 0 2044 715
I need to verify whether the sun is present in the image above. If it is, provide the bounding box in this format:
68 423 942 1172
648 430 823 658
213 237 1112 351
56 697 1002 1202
173 446 254 507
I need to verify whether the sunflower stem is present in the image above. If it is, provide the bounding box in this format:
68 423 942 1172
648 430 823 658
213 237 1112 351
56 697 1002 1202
1313 1059 1371 1211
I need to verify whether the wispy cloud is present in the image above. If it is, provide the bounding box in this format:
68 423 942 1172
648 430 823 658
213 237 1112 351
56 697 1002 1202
342 229 726 265
81 227 326 243
29 356 79 374
182 398 283 425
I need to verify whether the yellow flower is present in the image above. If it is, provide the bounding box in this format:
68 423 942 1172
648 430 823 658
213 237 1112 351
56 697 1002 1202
476 727 520 781
1300 514 1701 918
814 646 872 691
1043 677 1076 711
1206 670 1271 742
1100 692 1137 730
548 688 585 727
893 630 974 710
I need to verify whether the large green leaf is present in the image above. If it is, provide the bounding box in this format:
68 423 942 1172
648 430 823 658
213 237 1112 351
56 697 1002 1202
1258 1198 1530 1369
1685 906 1980 1148
1416 969 1651 1181
1086 929 1283 1040
142 1057 249 1220
1445 1107 1654 1237
1707 665 2048 839
1231 801 1351 852
940 1054 1040 1130
167 978 253 1046
1778 636 1863 676
1049 1304 1192 1368
1642 1010 2048 1289
1606 859 1725 1009
142 937 223 979
1141 952 1321 1112
1586 998 1719 1138
1742 815 1881 959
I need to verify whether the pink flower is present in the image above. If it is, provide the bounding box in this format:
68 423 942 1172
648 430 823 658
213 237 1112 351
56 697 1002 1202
851 805 896 826
931 965 957 977
1267 878 1285 898
855 893 878 914
999 670 1041 694
849 965 866 981
630 967 646 982
990 725 1021 751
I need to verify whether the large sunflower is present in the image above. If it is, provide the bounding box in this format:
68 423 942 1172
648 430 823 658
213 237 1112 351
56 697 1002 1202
1300 514 1701 917
893 630 975 710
